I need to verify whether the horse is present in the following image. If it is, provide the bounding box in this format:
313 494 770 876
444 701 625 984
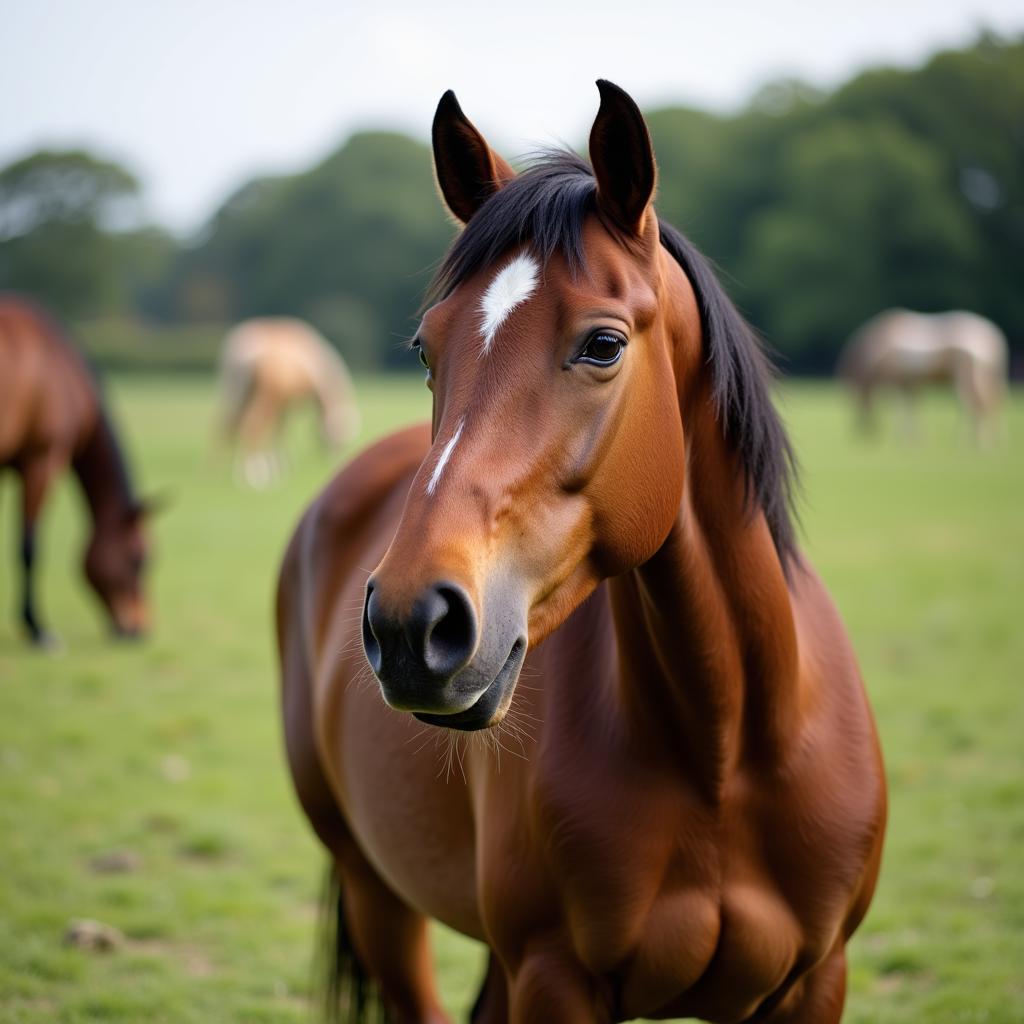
0 295 154 645
276 82 887 1023
838 309 1008 445
217 317 359 487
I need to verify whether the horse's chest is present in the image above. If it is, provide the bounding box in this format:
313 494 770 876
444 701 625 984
511 769 718 981
486 764 812 1021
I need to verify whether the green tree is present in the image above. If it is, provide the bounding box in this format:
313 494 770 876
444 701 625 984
648 34 1023 369
829 34 1024 348
0 150 143 317
174 132 454 369
737 118 981 366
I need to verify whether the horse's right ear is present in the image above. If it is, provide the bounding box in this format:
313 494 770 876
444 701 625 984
432 90 516 224
128 489 174 523
589 80 656 237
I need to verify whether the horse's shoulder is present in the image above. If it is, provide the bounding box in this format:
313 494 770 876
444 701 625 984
786 560 881 788
279 423 432 667
778 559 884 839
287 424 431 591
311 423 431 529
788 560 856 673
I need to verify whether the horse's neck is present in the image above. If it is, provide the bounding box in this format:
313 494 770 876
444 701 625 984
607 391 800 798
72 410 135 527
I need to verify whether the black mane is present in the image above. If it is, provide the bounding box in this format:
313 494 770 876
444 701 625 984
429 151 798 567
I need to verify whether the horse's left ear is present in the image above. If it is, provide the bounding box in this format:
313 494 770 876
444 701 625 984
127 491 173 523
432 90 516 224
589 80 657 236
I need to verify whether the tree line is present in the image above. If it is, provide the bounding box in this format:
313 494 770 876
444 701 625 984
1 33 1020 374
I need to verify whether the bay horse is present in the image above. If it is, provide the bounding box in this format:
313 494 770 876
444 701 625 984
277 82 886 1023
218 317 359 487
838 308 1008 445
0 295 153 645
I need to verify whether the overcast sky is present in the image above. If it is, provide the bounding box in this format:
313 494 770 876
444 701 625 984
2 0 1021 235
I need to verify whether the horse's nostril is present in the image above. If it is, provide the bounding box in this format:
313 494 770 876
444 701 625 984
361 583 383 674
364 580 476 684
411 582 476 678
424 585 475 672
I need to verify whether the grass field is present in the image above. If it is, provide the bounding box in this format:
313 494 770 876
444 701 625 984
1 375 1022 1023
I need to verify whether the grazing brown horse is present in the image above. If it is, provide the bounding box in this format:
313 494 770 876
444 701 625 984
277 83 886 1023
838 309 1008 446
218 317 359 487
0 296 153 644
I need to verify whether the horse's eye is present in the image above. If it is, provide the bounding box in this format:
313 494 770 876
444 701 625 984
577 331 625 366
414 341 430 372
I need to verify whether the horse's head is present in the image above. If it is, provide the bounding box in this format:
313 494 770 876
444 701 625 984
363 82 708 730
84 500 155 638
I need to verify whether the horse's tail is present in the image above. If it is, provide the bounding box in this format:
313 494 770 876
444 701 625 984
319 863 390 1023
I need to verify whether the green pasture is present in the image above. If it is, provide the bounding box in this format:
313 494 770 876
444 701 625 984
1 376 1022 1023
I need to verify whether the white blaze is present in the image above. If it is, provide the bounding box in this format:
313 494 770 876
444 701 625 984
479 253 540 355
426 417 465 495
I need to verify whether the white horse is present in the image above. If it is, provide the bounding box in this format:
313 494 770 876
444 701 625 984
838 309 1009 445
217 317 360 486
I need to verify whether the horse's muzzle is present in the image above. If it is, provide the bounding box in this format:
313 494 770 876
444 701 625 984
362 578 526 729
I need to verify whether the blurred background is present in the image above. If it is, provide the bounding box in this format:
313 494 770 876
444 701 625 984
2 1 1023 376
1 3 1022 1023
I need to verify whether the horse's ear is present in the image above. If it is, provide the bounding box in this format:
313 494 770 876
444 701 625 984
127 490 173 523
589 80 657 236
432 90 516 224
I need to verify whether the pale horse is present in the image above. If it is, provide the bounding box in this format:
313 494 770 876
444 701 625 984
838 309 1009 445
217 317 360 486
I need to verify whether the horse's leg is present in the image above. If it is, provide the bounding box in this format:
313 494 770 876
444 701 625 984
278 562 448 1024
269 402 291 482
757 947 846 1024
897 381 918 442
965 363 1002 449
853 382 875 436
951 361 982 446
17 453 63 647
211 367 250 470
237 388 280 487
509 946 610 1024
471 952 509 1024
338 854 451 1024
992 366 1009 445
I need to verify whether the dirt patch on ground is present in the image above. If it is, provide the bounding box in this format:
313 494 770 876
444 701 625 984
88 848 143 874
128 938 215 978
64 918 124 951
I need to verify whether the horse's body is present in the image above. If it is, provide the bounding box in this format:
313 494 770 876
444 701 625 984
0 295 152 644
838 309 1008 443
218 317 359 486
278 85 886 1023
